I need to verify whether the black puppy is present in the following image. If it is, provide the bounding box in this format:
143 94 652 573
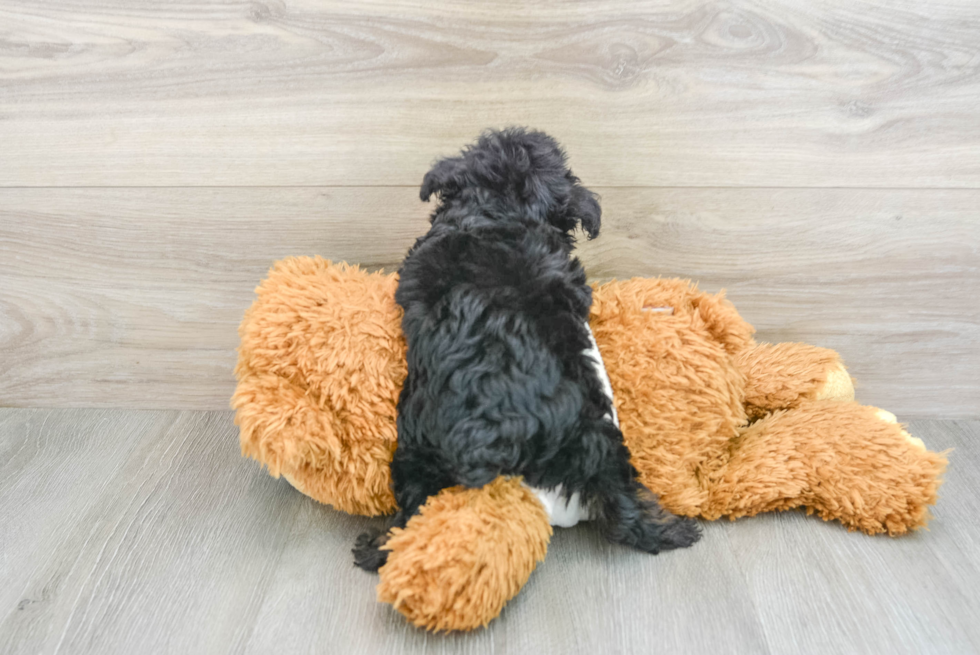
354 128 699 571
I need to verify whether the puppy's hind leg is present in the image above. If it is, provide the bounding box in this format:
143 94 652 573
353 521 404 572
352 446 454 572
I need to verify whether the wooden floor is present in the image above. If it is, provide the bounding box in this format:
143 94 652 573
0 408 977 654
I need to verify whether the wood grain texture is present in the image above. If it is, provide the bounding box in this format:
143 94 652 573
723 418 980 655
2 187 977 416
1 409 978 654
0 409 301 654
0 187 429 410
1 0 979 187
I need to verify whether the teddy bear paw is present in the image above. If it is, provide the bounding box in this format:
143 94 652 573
281 471 308 495
874 408 926 451
814 362 855 402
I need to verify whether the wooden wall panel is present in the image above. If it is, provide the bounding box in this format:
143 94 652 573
1 187 976 416
1 0 977 415
1 0 979 187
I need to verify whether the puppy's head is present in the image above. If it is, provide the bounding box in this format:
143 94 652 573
420 127 601 239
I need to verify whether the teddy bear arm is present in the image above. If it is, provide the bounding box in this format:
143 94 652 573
734 343 853 419
708 401 946 535
377 476 552 631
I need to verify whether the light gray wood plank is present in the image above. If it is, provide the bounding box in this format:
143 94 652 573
723 419 980 655
240 513 768 655
501 523 770 655
1 0 979 187
2 187 976 416
0 408 767 655
2 409 977 654
903 419 980 645
0 409 175 628
0 409 302 655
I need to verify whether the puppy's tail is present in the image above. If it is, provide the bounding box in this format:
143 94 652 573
596 472 701 554
597 456 701 554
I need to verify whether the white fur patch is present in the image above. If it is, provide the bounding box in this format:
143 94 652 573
526 322 618 527
529 485 589 527
583 322 619 427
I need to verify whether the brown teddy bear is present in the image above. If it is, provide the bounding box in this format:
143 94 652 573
232 256 947 632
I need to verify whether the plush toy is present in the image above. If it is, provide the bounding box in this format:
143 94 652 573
232 256 947 632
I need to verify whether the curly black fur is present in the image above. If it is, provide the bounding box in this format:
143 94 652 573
353 128 700 572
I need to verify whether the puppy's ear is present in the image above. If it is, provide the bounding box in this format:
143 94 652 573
420 156 466 202
568 184 601 239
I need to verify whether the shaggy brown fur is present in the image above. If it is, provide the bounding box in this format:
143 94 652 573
376 476 551 631
233 257 405 516
233 257 948 631
588 277 947 532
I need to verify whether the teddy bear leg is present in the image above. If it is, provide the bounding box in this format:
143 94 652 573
376 476 552 632
709 401 947 535
734 343 854 419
